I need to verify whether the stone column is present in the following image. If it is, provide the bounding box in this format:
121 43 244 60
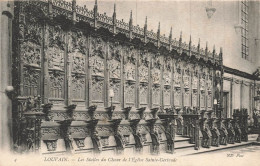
0 1 14 152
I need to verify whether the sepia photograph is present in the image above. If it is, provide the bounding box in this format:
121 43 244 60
0 0 259 165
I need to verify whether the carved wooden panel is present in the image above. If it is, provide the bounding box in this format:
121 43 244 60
139 52 149 83
20 11 43 97
163 56 171 107
110 81 120 103
21 42 41 68
140 84 148 105
49 72 64 99
48 25 66 102
108 42 121 106
89 37 106 105
139 51 149 107
71 76 85 100
174 88 181 107
91 78 104 103
125 83 135 105
163 88 171 106
68 30 87 102
151 54 161 107
124 49 136 81
23 67 40 96
48 46 65 70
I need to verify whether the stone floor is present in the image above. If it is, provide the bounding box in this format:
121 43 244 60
164 134 260 157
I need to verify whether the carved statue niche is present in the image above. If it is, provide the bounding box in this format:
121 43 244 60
183 66 190 89
151 53 161 85
138 51 149 108
200 69 206 108
139 51 149 83
124 47 136 106
108 42 121 107
191 66 198 107
124 47 136 82
207 70 213 109
163 56 171 86
183 65 191 107
163 56 171 108
174 63 182 88
90 37 105 78
89 40 105 108
108 42 121 79
68 30 87 55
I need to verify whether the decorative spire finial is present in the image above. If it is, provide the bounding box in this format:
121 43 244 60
113 2 116 21
157 22 160 34
219 47 223 61
169 27 172 40
144 16 148 35
129 10 133 25
179 31 182 42
189 35 192 45
114 3 116 13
